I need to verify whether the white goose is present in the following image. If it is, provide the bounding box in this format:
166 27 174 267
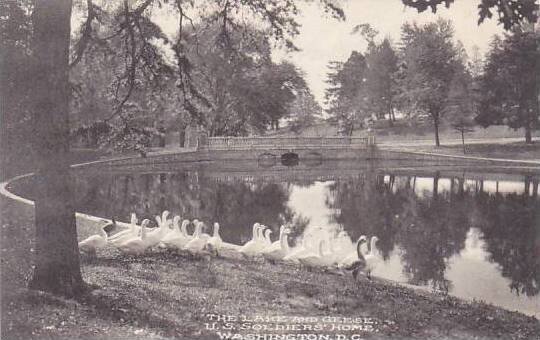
198 222 212 241
116 219 150 255
183 221 208 253
108 213 138 243
253 224 270 253
145 211 171 247
238 223 262 257
160 215 183 248
206 222 223 250
166 219 192 249
78 220 114 255
263 229 273 247
364 236 380 279
262 226 291 262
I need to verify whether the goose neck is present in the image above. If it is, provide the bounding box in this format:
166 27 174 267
100 226 108 240
251 224 258 240
356 239 364 258
369 237 377 254
194 224 202 238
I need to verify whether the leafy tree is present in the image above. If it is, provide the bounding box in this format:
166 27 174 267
0 0 34 178
364 38 399 124
444 65 477 153
468 45 484 79
325 51 369 135
69 19 175 151
186 24 269 136
397 19 461 146
476 29 539 144
287 88 323 134
247 61 308 132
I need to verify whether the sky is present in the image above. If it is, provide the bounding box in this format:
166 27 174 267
271 0 504 105
147 0 505 106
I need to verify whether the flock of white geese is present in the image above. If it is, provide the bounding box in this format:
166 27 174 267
79 210 380 279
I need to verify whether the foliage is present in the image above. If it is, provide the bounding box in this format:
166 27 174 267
183 23 264 136
325 51 369 135
364 38 399 123
246 61 308 133
397 19 461 146
0 0 34 175
401 0 539 30
444 64 477 152
67 1 185 152
287 89 323 134
476 28 539 143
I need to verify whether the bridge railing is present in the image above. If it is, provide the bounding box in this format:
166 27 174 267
205 136 372 150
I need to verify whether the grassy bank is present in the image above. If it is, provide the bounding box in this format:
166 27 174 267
1 197 539 340
265 121 538 142
404 142 540 162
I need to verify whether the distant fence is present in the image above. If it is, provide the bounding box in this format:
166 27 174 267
201 135 375 150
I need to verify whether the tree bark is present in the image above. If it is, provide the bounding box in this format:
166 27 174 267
28 0 86 297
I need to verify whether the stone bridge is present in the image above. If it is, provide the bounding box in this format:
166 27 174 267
186 134 377 162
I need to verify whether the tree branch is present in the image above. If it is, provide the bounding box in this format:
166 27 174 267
69 0 95 68
105 0 139 122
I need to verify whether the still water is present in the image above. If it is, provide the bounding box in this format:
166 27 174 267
11 161 540 317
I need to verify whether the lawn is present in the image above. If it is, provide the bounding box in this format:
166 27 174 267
1 196 539 340
405 142 540 161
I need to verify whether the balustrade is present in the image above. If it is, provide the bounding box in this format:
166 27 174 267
205 136 371 150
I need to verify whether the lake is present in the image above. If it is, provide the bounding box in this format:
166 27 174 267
10 160 540 317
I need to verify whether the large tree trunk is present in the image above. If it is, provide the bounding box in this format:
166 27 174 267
28 0 86 297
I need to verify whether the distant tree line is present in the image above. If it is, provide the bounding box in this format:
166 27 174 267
324 19 539 146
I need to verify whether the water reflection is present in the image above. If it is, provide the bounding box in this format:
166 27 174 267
10 163 540 316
